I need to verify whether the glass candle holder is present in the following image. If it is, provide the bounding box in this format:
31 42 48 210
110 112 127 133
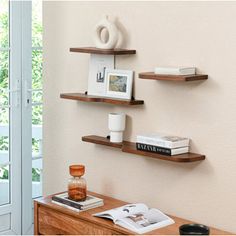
68 165 87 201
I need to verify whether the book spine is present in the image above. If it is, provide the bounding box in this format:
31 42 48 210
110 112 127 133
52 201 81 212
136 143 172 156
52 196 82 209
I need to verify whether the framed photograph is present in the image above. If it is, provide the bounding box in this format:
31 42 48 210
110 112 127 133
88 54 114 96
105 69 133 99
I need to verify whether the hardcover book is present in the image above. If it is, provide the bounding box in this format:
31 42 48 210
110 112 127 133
94 203 174 234
52 192 104 211
137 133 190 149
154 67 196 76
136 143 189 156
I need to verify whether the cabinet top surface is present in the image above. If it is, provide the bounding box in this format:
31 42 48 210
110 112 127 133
35 191 231 235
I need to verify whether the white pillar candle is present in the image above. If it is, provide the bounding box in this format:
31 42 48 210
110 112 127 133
108 113 126 143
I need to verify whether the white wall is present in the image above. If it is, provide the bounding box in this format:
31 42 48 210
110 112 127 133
43 1 236 233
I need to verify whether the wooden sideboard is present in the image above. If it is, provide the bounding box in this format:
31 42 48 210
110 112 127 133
34 191 231 235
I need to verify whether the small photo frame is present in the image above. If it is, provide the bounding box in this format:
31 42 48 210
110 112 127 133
87 54 114 96
105 69 133 100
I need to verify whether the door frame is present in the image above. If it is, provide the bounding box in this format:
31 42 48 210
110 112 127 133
21 1 33 234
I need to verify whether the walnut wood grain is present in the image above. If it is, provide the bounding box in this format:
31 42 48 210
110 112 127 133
82 136 123 149
70 47 136 55
60 93 144 106
38 206 120 235
139 72 208 81
34 191 231 235
34 201 39 235
82 135 205 163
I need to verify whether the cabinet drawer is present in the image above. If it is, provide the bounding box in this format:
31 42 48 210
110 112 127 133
38 206 121 235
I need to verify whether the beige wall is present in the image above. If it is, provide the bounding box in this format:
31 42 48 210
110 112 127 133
43 1 236 232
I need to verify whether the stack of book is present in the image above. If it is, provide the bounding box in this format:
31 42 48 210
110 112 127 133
154 67 196 76
136 133 190 156
52 192 104 212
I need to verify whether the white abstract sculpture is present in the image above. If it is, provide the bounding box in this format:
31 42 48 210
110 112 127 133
93 16 119 49
108 113 126 143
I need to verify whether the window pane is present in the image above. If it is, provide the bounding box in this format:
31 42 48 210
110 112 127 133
32 0 43 199
32 0 42 47
32 50 42 89
32 90 42 104
0 50 9 164
0 113 9 164
0 165 10 205
0 51 9 90
32 105 42 126
32 167 42 199
0 0 9 48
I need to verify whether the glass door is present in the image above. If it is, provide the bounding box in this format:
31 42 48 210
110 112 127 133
0 1 22 234
0 0 42 234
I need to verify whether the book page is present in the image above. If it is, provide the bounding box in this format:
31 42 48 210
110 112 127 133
117 208 174 234
93 204 148 222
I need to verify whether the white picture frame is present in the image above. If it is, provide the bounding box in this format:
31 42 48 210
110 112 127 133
104 69 133 100
88 54 114 96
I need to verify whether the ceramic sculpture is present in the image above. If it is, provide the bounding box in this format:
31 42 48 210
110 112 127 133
93 16 119 49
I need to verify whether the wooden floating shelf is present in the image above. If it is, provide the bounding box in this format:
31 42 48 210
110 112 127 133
82 135 205 163
70 47 136 55
60 93 144 106
82 135 123 149
139 72 208 82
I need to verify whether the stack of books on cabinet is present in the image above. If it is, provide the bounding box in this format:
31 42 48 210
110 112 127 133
52 192 104 212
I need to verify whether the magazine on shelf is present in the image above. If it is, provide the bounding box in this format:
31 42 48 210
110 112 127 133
52 192 104 211
137 133 190 149
93 203 174 234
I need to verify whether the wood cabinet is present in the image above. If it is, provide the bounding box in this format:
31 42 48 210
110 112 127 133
34 191 231 235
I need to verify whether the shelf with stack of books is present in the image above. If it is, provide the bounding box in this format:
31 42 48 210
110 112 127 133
82 135 205 163
139 67 208 81
139 72 208 82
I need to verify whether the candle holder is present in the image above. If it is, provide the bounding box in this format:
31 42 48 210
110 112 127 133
108 113 126 143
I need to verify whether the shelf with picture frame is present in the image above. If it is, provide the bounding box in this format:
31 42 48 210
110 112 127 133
60 92 144 106
60 47 144 106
